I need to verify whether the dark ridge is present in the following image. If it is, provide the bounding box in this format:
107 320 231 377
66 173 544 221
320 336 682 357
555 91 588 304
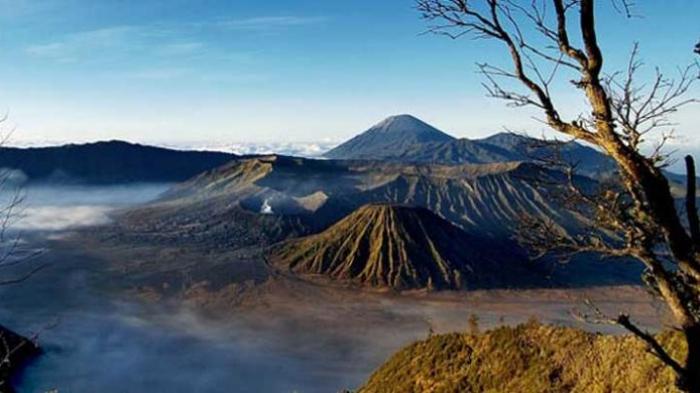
0 140 236 184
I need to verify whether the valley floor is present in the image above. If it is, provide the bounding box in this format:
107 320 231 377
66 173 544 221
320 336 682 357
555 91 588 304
77 237 670 390
86 236 669 335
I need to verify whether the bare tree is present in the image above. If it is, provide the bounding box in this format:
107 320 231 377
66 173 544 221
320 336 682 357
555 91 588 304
0 116 44 284
0 116 44 392
416 0 700 391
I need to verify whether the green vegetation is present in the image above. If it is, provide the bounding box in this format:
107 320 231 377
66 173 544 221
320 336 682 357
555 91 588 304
361 321 684 393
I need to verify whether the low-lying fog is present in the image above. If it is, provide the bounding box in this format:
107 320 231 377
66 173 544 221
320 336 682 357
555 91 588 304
0 183 389 392
0 182 663 393
6 183 169 231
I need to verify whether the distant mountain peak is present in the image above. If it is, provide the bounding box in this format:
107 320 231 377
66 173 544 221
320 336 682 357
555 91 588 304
479 131 529 144
324 114 455 160
373 114 429 130
367 114 452 138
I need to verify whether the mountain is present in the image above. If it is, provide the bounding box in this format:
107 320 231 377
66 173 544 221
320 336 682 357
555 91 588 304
114 156 331 251
155 156 588 233
0 140 236 184
477 132 618 178
112 155 642 288
324 114 455 160
391 137 515 165
270 204 539 290
394 132 692 189
117 155 588 250
324 114 617 179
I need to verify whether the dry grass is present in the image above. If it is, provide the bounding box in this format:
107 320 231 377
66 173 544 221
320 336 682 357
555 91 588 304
361 321 684 393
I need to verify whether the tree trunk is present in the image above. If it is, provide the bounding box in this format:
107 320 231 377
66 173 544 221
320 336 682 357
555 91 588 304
682 325 700 393
686 155 700 246
612 149 700 282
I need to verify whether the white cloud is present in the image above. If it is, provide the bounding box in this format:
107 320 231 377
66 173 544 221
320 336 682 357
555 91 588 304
154 141 339 158
24 25 146 62
217 16 327 31
156 42 205 56
125 68 192 80
225 141 338 157
0 0 70 19
22 14 324 64
25 42 70 58
23 25 212 64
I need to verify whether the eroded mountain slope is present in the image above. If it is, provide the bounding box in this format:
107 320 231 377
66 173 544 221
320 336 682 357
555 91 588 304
270 204 538 290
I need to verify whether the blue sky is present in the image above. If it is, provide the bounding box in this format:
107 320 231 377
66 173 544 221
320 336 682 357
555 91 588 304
0 0 697 147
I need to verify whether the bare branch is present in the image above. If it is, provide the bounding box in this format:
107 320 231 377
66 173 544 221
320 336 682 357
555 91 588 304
616 314 685 376
573 299 685 377
0 263 49 286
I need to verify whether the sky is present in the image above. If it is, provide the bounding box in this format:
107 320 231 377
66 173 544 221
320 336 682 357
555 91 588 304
0 0 698 149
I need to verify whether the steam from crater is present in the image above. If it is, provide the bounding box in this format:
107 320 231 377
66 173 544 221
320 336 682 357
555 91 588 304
260 198 274 215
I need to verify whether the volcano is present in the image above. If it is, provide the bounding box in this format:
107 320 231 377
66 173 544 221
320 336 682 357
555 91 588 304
270 203 528 290
324 114 455 160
